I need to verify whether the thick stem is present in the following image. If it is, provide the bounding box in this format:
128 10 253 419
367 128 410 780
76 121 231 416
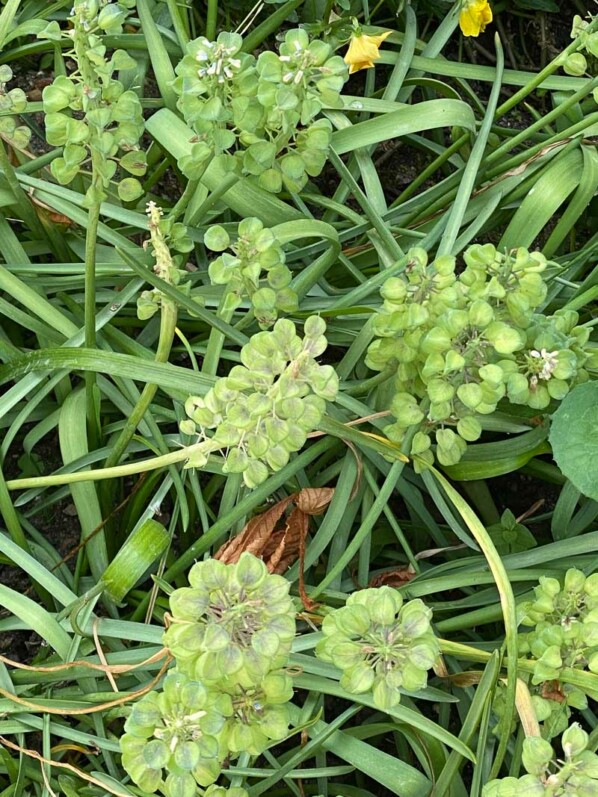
202 289 235 377
206 0 218 39
104 300 178 469
84 197 101 442
6 444 198 491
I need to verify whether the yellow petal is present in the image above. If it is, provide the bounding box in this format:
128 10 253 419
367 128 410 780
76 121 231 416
348 59 375 75
344 30 392 74
459 0 492 37
367 30 392 48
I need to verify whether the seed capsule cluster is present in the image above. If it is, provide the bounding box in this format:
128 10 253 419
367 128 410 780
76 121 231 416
519 569 598 684
181 317 339 488
173 29 347 192
39 0 146 204
315 586 439 710
367 244 593 467
204 218 297 328
121 554 297 796
483 724 598 796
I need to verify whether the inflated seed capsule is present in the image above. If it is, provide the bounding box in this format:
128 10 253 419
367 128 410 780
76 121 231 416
203 224 230 251
265 444 290 471
226 365 258 390
381 277 407 303
485 322 525 355
422 352 445 379
214 422 242 446
224 448 249 473
468 299 494 328
457 382 483 410
463 243 497 268
244 459 270 488
446 349 465 374
528 384 550 410
457 416 482 441
421 327 452 353
427 378 455 404
411 431 432 454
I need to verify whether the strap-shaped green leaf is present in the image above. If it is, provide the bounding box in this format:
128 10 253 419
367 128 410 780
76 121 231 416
499 147 583 251
0 348 215 396
59 389 108 581
330 99 476 155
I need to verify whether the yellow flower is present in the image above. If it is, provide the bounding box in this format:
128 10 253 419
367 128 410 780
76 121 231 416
459 0 493 37
344 30 392 75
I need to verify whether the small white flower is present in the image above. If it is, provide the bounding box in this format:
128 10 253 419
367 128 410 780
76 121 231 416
529 348 559 380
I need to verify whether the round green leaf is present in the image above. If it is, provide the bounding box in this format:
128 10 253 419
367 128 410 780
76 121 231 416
549 381 598 501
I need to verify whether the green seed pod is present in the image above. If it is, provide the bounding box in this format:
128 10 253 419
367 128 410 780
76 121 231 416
457 416 482 442
457 382 483 410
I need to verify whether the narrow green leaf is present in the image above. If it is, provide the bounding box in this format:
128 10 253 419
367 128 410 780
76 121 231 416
499 147 582 250
136 0 177 111
330 99 475 155
59 389 108 581
442 424 550 480
0 533 77 607
0 585 71 658
427 468 518 779
0 348 215 396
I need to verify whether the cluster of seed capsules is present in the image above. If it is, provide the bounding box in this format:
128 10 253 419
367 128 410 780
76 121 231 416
181 317 339 488
366 244 595 467
483 723 598 796
120 554 297 797
203 217 298 328
173 28 347 193
316 586 439 710
492 569 598 741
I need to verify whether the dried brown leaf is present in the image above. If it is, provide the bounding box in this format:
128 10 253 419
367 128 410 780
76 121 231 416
215 496 293 564
294 487 334 515
267 510 305 575
442 670 483 687
541 679 566 704
214 487 335 597
369 566 416 588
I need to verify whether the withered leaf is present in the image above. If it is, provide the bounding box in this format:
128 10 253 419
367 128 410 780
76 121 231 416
214 487 335 604
215 496 293 565
368 566 416 588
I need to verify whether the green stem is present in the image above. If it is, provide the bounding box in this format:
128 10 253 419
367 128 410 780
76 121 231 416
6 444 198 491
439 639 598 695
168 178 199 221
493 21 598 120
202 290 235 377
166 0 190 47
206 0 218 39
341 367 394 396
84 198 101 442
104 300 178 469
